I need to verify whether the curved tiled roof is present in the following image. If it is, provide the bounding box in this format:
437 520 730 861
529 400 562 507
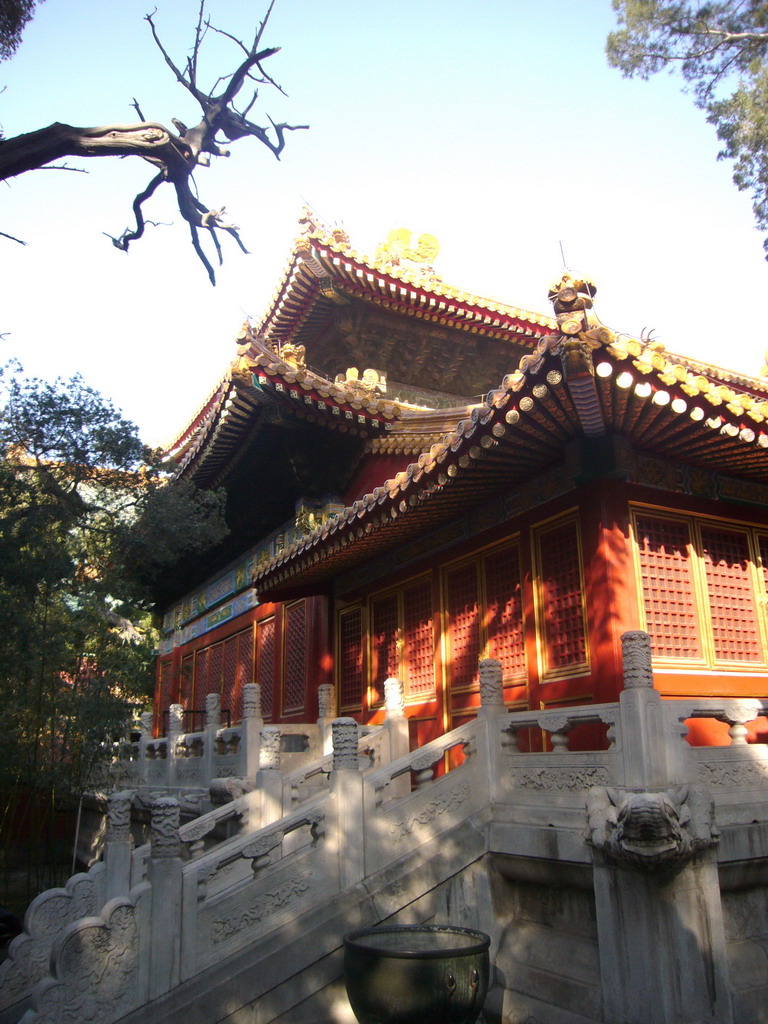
256 213 557 348
167 326 429 484
252 328 768 596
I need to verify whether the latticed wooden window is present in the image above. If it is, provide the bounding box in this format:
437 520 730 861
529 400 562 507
635 515 703 660
445 562 481 689
179 654 195 709
338 606 364 710
283 600 307 713
194 647 209 704
538 519 587 671
700 526 762 662
370 593 399 704
158 659 173 721
403 579 435 697
235 628 253 720
221 635 239 716
208 642 224 697
760 534 768 596
484 544 525 678
257 618 275 720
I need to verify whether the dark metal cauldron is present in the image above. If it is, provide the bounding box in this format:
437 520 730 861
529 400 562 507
343 924 490 1024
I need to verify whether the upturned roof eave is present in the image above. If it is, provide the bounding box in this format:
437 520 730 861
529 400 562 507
253 329 768 598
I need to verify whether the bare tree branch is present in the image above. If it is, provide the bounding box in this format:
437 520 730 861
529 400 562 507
0 230 26 245
0 2 308 282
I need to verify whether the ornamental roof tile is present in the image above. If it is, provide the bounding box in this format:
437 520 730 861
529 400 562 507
252 328 768 597
167 325 431 484
254 210 557 351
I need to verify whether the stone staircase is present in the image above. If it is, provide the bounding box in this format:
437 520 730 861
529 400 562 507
7 635 768 1024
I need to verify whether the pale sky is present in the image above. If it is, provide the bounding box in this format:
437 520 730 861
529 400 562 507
2 0 767 446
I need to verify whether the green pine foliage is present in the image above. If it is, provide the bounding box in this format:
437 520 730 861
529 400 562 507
608 1 768 254
0 0 42 61
0 364 226 900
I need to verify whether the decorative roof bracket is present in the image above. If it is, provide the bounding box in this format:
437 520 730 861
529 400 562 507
549 273 607 438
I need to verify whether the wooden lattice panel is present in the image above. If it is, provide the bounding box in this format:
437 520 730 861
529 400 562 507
257 619 276 720
194 647 209 704
371 593 399 703
283 601 307 713
208 642 224 696
759 534 768 597
235 628 253 720
445 562 481 689
484 544 525 678
538 519 587 670
221 635 239 717
403 579 435 697
338 607 364 710
158 659 173 720
700 526 762 663
179 654 194 709
635 515 703 660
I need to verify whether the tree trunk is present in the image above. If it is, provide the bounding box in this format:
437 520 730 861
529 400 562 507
0 122 189 180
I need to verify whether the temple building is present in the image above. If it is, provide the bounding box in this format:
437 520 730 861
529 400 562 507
153 214 768 748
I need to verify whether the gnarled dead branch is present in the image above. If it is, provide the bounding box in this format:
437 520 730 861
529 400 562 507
0 0 307 283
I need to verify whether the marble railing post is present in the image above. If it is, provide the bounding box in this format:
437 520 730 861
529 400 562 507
104 790 134 902
138 711 154 779
383 678 410 798
241 683 263 778
202 693 221 785
616 630 671 788
317 683 336 754
590 630 731 1024
256 726 283 827
148 797 183 1000
167 704 183 788
477 659 507 802
330 717 364 889
478 659 505 718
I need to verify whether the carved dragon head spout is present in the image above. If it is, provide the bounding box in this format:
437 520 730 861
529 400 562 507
587 784 719 873
612 789 690 868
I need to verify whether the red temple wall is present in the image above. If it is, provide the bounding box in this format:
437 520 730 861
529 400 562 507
155 478 768 746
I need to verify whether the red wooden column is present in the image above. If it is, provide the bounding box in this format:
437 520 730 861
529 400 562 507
583 480 640 705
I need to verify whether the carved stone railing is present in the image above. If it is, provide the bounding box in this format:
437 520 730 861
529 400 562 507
125 685 408 884
113 686 322 796
361 719 487 878
15 641 768 1024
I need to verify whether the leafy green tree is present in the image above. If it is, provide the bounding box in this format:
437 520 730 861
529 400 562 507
0 364 226 903
607 1 768 254
0 0 42 61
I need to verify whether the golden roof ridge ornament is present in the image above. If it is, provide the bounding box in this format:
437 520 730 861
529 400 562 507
373 228 441 281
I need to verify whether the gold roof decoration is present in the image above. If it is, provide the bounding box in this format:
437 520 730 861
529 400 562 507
273 341 306 369
548 273 600 336
373 228 441 281
333 367 387 397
